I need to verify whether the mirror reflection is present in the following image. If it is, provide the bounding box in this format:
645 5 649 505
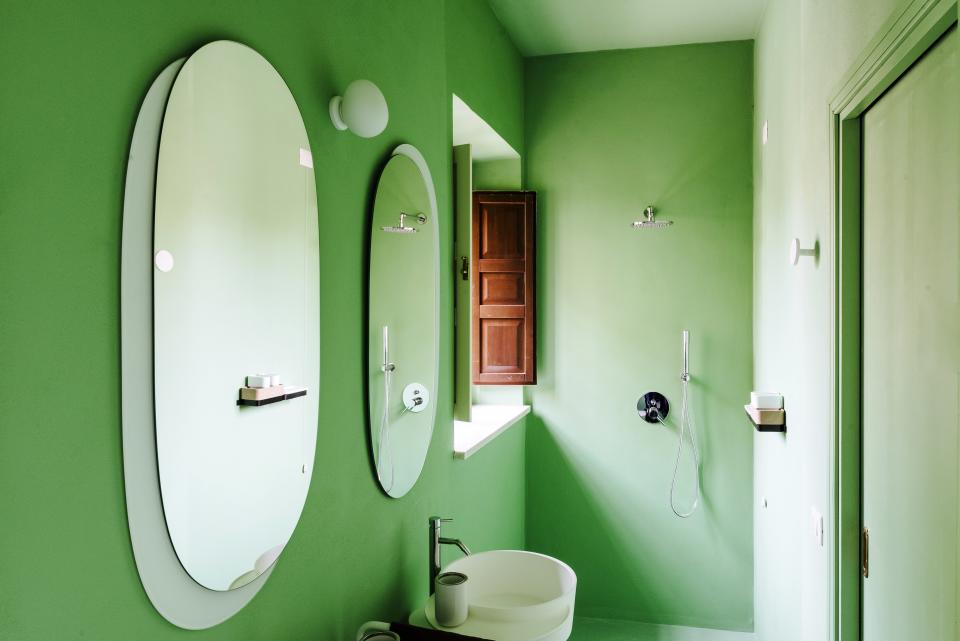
152 41 319 591
368 148 439 498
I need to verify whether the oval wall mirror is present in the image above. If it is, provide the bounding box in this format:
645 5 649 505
122 40 318 626
368 145 439 498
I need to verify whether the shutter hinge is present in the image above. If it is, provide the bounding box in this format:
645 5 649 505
459 256 469 281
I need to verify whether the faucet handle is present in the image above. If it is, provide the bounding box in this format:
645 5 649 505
429 516 453 527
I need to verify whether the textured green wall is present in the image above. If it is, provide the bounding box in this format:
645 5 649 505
751 2 925 640
0 1 526 639
446 0 524 153
523 42 755 631
472 158 522 190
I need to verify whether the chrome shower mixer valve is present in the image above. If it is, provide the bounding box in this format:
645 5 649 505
637 391 670 423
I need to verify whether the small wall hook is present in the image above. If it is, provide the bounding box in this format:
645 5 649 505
790 238 818 265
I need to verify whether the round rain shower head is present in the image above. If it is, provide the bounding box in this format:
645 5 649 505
632 219 673 229
632 205 673 229
380 212 427 234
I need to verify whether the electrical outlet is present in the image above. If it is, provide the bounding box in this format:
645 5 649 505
811 508 824 547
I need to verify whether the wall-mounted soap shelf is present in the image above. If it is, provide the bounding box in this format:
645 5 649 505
744 405 786 432
237 388 307 407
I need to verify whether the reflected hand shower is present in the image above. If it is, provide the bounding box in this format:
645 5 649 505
378 326 395 492
660 330 701 518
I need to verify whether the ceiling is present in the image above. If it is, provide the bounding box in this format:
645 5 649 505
486 0 767 57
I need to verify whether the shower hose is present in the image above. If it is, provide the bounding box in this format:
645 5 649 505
377 366 395 493
660 376 701 518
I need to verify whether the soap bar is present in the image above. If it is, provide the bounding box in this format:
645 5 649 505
751 391 783 409
389 622 492 641
239 385 285 401
745 404 785 426
246 374 272 389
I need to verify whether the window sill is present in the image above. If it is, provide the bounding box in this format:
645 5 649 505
454 405 530 459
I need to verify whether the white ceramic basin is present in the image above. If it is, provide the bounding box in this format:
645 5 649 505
422 550 577 641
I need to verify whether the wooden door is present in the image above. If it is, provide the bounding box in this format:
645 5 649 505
861 27 959 640
471 191 536 385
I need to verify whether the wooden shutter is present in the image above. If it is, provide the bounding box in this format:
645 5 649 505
471 191 536 385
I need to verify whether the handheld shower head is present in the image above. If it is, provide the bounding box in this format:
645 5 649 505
381 211 428 233
632 205 673 229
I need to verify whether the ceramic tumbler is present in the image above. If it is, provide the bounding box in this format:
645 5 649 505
435 571 469 627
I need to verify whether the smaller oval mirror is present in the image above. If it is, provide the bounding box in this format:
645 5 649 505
368 146 439 498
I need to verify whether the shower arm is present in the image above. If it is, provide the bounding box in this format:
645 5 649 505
399 212 427 226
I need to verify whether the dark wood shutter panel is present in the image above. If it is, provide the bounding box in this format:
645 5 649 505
471 191 536 385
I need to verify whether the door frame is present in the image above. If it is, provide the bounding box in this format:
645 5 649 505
830 1 958 639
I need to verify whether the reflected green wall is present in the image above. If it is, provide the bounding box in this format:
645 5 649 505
524 42 755 631
0 1 525 639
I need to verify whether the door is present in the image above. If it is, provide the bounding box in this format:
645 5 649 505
471 191 536 385
861 27 959 640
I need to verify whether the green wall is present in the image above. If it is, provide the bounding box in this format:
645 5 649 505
523 42 755 631
0 1 526 639
473 158 522 190
750 1 925 640
446 0 525 154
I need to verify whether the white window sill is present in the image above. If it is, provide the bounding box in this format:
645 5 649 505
454 405 530 459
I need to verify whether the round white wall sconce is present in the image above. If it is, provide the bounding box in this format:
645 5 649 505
329 79 388 138
790 238 818 265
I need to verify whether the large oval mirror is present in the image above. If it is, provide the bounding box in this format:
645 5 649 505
152 41 319 592
368 146 439 498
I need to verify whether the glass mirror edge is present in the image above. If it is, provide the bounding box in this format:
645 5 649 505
120 50 273 629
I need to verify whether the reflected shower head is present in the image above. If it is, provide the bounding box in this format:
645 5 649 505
381 212 427 233
632 205 673 229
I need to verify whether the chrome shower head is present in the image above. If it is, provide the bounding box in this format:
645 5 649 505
632 205 673 229
381 212 427 234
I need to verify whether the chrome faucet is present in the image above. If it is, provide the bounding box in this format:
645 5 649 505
429 516 471 594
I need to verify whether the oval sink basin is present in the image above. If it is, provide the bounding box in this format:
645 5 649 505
423 550 577 641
